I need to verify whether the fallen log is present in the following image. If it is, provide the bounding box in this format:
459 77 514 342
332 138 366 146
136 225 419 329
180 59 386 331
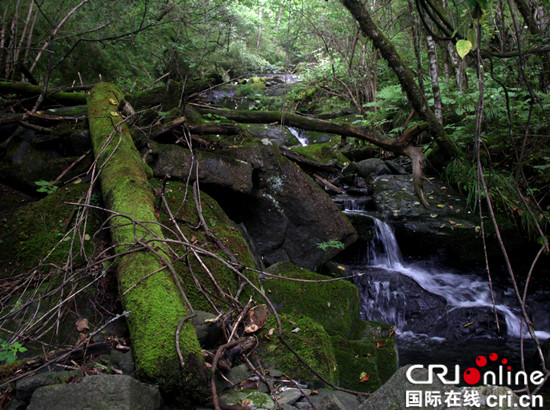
87 83 207 398
0 81 88 105
192 105 429 207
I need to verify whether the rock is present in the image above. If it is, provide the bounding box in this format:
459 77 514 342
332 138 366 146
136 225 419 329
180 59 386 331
258 313 338 384
148 143 254 194
352 268 447 329
229 143 357 270
305 389 362 409
27 375 162 410
219 389 275 409
105 349 135 375
240 123 300 147
226 363 251 385
420 306 508 342
356 158 392 178
384 158 408 174
357 364 452 410
275 388 302 406
264 262 361 338
68 130 92 155
191 310 223 347
16 371 82 402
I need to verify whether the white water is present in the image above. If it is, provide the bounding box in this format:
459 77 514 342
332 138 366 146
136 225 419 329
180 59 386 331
287 126 308 146
344 199 550 340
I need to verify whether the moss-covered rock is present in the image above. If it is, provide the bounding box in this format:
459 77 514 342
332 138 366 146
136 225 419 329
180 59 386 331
0 182 95 275
331 321 398 393
263 262 360 338
291 138 350 166
261 262 398 392
152 179 261 311
258 313 337 384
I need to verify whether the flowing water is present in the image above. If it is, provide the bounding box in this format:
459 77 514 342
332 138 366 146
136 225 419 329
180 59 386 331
340 198 550 367
287 126 308 146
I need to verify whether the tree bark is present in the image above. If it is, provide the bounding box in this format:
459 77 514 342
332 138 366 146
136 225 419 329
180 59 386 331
426 35 442 121
340 0 459 160
87 83 206 396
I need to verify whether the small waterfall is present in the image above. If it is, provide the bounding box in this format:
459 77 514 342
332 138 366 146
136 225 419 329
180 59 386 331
360 218 550 340
369 218 403 269
287 126 308 146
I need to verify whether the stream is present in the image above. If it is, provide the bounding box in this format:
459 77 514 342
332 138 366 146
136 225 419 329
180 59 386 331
340 199 550 370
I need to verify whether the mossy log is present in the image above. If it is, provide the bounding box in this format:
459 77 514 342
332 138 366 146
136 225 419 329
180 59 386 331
87 83 206 398
0 81 88 105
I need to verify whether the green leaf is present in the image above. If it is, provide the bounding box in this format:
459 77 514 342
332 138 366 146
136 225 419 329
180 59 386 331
456 40 473 59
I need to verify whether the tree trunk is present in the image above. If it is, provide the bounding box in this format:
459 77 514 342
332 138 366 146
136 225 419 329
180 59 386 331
275 3 283 33
87 83 207 397
340 0 459 160
257 8 263 49
426 35 442 122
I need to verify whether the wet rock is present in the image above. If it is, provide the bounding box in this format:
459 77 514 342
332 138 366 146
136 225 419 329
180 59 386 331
356 158 392 177
27 375 162 410
240 123 300 147
353 268 447 329
418 306 508 342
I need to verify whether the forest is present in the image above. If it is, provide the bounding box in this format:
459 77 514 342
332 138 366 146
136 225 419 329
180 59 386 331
0 0 549 408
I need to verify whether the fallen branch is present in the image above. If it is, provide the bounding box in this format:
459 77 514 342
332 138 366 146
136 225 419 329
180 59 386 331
192 105 429 206
0 81 88 105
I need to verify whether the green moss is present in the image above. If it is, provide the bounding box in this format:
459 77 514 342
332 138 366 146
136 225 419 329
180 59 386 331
263 262 360 338
291 139 350 166
0 183 94 275
258 313 337 384
331 332 398 393
88 83 206 399
152 180 260 311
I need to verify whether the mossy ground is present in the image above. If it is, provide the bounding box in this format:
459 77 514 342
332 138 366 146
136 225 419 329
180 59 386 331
263 261 359 338
258 313 337 384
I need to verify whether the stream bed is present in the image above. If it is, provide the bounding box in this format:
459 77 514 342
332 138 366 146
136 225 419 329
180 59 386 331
340 201 550 372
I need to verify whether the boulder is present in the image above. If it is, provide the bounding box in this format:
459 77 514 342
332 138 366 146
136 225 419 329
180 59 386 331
263 262 361 338
27 375 162 410
356 158 392 178
229 142 357 270
148 143 254 194
16 371 81 402
263 262 399 392
240 123 300 147
257 313 338 384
